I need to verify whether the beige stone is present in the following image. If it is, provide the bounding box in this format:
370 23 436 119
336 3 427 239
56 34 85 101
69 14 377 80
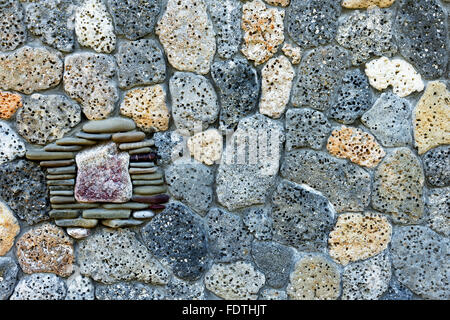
0 92 22 120
282 43 302 64
342 0 395 9
264 0 290 6
413 81 450 155
187 129 223 165
0 200 20 256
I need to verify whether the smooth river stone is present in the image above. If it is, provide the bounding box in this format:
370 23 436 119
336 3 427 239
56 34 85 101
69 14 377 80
119 140 154 151
102 203 149 210
26 151 74 161
133 186 167 195
131 172 163 180
131 194 170 204
129 148 152 155
46 175 76 180
49 210 80 219
74 142 132 203
47 166 76 175
82 118 136 133
129 168 157 174
55 138 96 146
132 179 165 186
76 132 112 140
82 209 131 219
55 218 99 228
40 160 75 167
101 219 144 228
112 131 146 143
44 144 82 152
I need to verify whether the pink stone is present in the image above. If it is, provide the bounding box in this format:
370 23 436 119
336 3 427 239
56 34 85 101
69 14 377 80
75 142 132 203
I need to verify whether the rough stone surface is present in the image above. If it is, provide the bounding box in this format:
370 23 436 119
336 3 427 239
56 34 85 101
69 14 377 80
0 257 18 300
342 0 395 8
0 159 49 225
95 282 164 300
287 254 341 300
0 200 19 256
64 53 118 120
426 187 450 237
259 56 294 119
204 261 265 300
205 208 252 262
16 94 81 145
153 131 185 165
243 206 272 241
10 273 66 300
423 146 450 187
241 0 284 65
0 91 21 120
78 228 169 285
413 81 450 155
271 180 335 250
372 148 424 224
281 149 371 212
156 0 216 74
75 0 116 53
341 251 391 300
0 46 63 94
394 0 448 78
142 202 208 280
285 108 331 151
364 57 424 97
326 126 386 168
0 0 26 52
0 121 25 165
391 226 449 299
165 160 214 215
259 288 287 300
361 92 412 147
120 85 170 133
187 129 222 165
282 42 302 64
65 268 95 300
170 72 219 132
107 0 160 40
211 58 260 131
380 276 414 300
328 212 392 266
166 277 205 300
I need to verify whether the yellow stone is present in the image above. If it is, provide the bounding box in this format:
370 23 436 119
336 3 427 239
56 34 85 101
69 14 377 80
0 200 20 256
187 129 223 165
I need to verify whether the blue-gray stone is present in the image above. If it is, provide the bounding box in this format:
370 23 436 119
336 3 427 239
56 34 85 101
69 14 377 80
95 282 165 300
0 257 18 300
0 0 26 52
426 187 450 237
153 131 185 166
422 146 450 187
243 206 273 241
380 276 414 300
10 273 67 300
165 277 205 300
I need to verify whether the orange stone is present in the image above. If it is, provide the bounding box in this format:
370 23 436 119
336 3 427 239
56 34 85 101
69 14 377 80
0 91 22 119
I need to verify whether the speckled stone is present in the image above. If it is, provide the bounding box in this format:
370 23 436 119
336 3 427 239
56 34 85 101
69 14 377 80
426 187 449 237
187 129 223 165
282 42 302 64
380 276 414 300
205 261 265 300
0 0 26 52
0 91 21 120
0 257 18 300
342 0 395 8
10 273 66 300
65 268 95 300
423 146 449 187
156 0 216 74
142 202 208 281
64 53 118 120
0 200 19 256
0 121 25 165
259 288 287 300
243 206 272 241
95 282 165 300
16 94 81 145
166 277 205 300
153 131 185 165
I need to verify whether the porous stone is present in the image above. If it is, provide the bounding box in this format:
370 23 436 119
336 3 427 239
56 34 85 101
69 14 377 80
65 268 94 300
341 251 391 300
115 39 166 89
64 53 118 120
265 0 289 6
259 288 287 300
372 148 424 224
394 0 448 78
259 56 294 119
216 114 284 210
327 69 372 124
271 180 336 250
328 212 392 266
361 92 413 147
205 208 252 262
153 131 185 165
0 0 26 52
95 282 164 300
426 187 450 237
287 254 341 300
78 227 169 285
74 143 132 203
25 0 77 52
204 261 265 300
413 81 450 155
281 42 302 64
16 223 74 277
169 72 219 132
423 146 450 187
166 277 205 300
120 85 170 132
391 226 449 299
0 91 21 119
281 149 371 212
252 241 293 288
16 94 81 145
0 200 19 256
285 108 331 151
75 0 116 53
342 0 395 8
10 273 66 300
165 160 214 215
0 46 63 94
0 159 49 225
286 0 341 49
156 0 216 74
207 0 242 59
290 45 351 111
326 126 386 168
0 257 18 300
0 121 25 165
243 206 272 241
211 58 260 131
141 202 208 280
336 7 397 66
187 129 223 165
107 0 160 40
380 276 414 300
241 0 284 65
364 56 424 97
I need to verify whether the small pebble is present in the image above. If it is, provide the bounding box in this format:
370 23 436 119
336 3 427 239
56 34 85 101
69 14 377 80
82 209 131 219
133 185 167 195
112 131 146 143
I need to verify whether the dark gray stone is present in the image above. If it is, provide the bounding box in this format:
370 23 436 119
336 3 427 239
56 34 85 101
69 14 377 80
0 0 26 52
243 206 273 241
422 146 450 187
153 131 185 166
95 282 165 300
0 257 18 300
426 187 450 237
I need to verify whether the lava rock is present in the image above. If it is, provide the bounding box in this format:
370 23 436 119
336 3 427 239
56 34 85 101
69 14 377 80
65 268 95 300
95 282 165 300
0 257 18 300
0 91 21 120
0 121 25 165
153 131 186 165
422 146 449 187
0 0 26 52
426 187 450 237
10 273 67 300
243 206 273 241
166 277 205 300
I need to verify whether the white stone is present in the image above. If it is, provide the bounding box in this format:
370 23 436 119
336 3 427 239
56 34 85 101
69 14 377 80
187 129 223 165
0 121 25 165
282 43 302 64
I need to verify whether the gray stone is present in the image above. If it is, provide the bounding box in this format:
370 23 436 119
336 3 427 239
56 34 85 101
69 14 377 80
107 0 161 40
0 0 26 52
65 269 95 300
422 146 450 187
141 202 209 281
0 257 18 300
391 226 449 299
211 58 260 131
95 282 165 300
243 206 273 241
10 273 67 300
252 241 293 288
394 0 448 78
281 149 371 213
166 277 205 300
285 108 331 151
205 208 252 263
259 288 287 300
82 117 136 133
271 180 336 251
426 187 450 237
115 39 166 89
165 160 214 215
380 276 414 300
286 0 341 49
0 121 25 165
361 92 413 147
153 131 186 166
